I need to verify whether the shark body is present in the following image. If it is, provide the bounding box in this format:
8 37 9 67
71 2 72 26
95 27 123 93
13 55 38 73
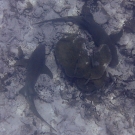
35 2 121 67
15 44 56 132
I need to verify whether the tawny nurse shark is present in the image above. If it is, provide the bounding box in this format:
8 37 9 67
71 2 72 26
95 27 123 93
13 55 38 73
35 1 123 68
15 44 56 132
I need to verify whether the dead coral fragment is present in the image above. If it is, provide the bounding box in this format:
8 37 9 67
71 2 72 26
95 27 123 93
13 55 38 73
86 44 112 80
124 19 135 33
75 72 108 93
23 1 33 13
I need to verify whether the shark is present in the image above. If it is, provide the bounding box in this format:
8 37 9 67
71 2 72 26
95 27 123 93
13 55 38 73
35 1 122 68
15 44 56 132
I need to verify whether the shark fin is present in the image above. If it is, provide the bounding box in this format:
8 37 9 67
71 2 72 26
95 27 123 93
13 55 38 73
42 65 53 79
19 86 27 97
14 59 29 67
34 16 82 26
109 29 123 43
18 46 24 59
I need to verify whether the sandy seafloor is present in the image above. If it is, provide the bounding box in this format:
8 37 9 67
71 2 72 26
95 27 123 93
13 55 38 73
0 0 135 135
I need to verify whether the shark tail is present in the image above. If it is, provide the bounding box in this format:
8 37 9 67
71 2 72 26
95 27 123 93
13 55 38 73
28 96 57 132
19 86 27 96
19 86 57 132
34 16 83 26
